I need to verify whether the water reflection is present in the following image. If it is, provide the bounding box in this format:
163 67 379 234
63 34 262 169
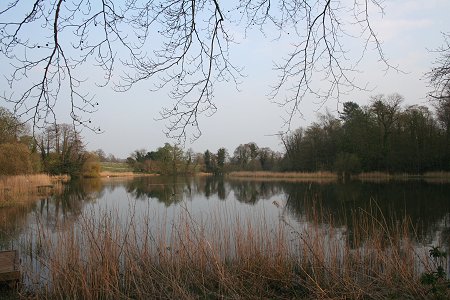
228 179 284 204
1 176 450 250
0 204 34 249
283 180 450 245
35 178 106 229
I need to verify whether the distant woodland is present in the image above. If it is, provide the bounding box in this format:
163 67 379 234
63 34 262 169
1 92 449 177
126 93 450 176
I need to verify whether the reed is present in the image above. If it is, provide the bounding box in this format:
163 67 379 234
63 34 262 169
0 174 68 207
15 198 441 299
228 171 338 181
99 171 165 178
100 171 139 177
423 171 450 178
423 172 450 183
356 171 450 183
355 172 393 180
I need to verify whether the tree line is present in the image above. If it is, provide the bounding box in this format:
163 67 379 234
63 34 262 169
1 91 449 177
125 142 283 175
126 93 450 176
282 94 449 176
0 107 100 177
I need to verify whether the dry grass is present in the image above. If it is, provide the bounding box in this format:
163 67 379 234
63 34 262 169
100 171 165 178
228 171 450 183
16 199 439 299
99 171 212 178
355 172 393 181
423 172 450 183
354 172 422 182
423 172 450 178
228 171 338 182
356 171 450 183
0 174 68 207
100 171 141 177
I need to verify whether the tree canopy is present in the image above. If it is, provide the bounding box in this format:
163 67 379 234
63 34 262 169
281 95 449 174
0 0 389 141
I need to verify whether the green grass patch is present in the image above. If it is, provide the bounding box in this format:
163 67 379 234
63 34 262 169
100 162 132 173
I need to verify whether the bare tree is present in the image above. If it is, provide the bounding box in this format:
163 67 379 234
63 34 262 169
0 0 390 142
427 33 450 136
370 93 403 163
428 33 450 101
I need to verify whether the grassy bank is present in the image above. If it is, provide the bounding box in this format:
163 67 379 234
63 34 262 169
99 162 160 178
16 200 444 299
100 162 133 173
0 174 69 207
99 171 140 177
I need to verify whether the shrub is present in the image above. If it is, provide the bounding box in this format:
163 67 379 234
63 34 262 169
81 152 101 178
0 143 33 175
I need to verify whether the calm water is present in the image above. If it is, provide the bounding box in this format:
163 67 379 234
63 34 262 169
1 176 450 251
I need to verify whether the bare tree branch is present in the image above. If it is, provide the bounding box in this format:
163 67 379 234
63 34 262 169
0 0 392 142
427 32 450 101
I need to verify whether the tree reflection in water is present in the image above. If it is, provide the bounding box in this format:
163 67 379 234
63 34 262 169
2 176 450 252
122 176 450 248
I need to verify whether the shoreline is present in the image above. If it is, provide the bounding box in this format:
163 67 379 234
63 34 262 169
226 170 450 182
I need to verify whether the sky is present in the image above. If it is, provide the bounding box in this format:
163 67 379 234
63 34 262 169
1 0 450 159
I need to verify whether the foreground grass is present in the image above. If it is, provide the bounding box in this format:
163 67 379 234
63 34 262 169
15 199 443 299
0 174 68 207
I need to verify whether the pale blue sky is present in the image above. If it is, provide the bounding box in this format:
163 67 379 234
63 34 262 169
1 0 449 158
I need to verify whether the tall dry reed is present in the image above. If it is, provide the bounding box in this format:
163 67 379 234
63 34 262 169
17 199 442 299
228 171 338 182
0 174 68 207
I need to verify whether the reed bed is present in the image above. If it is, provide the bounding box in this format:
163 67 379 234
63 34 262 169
100 171 140 177
99 171 164 178
423 172 450 183
228 171 338 182
355 172 394 181
423 171 450 178
15 198 441 299
356 171 450 183
229 171 450 183
0 174 68 207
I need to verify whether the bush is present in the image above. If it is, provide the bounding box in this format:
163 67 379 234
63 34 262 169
81 152 101 178
0 143 33 175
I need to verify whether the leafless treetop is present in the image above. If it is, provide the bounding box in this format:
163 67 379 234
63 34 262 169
428 33 450 101
0 0 390 141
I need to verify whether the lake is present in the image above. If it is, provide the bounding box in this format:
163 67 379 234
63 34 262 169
1 175 450 296
2 176 450 250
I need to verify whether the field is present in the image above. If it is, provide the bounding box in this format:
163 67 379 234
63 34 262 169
99 162 139 177
100 162 133 173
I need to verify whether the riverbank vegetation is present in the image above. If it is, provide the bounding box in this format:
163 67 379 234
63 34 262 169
123 94 450 178
279 94 450 177
0 106 104 179
228 171 338 182
1 91 450 180
0 174 69 207
17 198 444 299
